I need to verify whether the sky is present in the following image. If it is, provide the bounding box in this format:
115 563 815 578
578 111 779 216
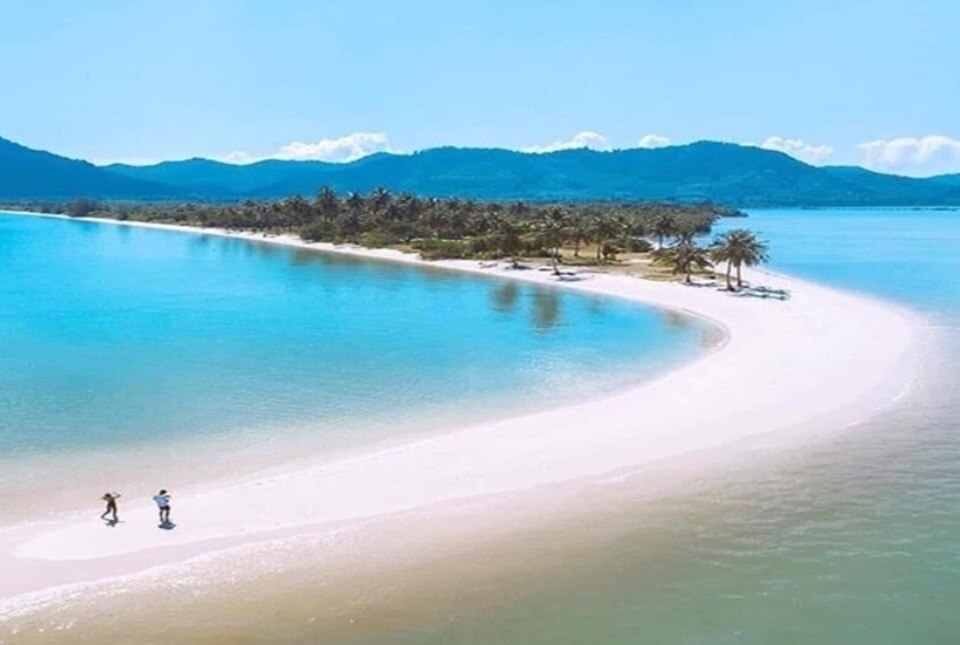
1 0 958 176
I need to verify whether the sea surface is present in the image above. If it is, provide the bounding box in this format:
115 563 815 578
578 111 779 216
384 207 959 644
3 209 960 644
0 212 707 523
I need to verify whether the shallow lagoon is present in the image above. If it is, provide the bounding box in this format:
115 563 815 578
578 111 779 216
5 209 958 643
0 213 706 521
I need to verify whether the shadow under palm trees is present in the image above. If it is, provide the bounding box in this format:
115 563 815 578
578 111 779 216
737 286 790 300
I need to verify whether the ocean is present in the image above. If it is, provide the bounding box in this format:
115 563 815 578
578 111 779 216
386 208 960 644
2 208 958 644
0 212 706 524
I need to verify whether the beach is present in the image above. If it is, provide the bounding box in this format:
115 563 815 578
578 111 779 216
0 215 924 620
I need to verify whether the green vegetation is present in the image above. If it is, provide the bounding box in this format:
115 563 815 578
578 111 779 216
5 191 736 267
652 232 714 284
5 135 960 206
64 197 101 217
3 191 769 289
709 229 771 290
650 228 771 289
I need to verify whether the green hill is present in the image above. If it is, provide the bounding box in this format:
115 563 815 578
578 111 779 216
3 134 960 206
0 137 164 199
105 142 960 206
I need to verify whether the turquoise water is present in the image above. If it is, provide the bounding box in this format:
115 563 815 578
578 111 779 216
714 208 960 317
6 209 960 644
0 213 706 519
387 207 959 644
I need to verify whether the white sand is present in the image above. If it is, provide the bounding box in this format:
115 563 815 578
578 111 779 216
0 214 924 606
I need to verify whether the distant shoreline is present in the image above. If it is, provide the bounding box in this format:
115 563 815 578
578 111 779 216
0 210 925 616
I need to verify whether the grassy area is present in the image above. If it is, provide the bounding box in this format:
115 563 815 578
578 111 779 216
494 243 720 284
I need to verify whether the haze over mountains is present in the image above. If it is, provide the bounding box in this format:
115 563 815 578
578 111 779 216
2 135 959 207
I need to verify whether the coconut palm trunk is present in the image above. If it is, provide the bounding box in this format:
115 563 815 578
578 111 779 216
725 261 733 290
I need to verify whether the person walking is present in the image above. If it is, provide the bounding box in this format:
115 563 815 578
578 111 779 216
100 492 121 522
153 489 172 525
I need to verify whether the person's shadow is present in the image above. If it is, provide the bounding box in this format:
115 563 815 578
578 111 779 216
159 520 177 530
104 519 121 528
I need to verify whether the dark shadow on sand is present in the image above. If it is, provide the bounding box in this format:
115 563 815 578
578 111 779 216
738 286 791 301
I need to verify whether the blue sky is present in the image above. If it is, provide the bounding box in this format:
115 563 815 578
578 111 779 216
2 0 958 175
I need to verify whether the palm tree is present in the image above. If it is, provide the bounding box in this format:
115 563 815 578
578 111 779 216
369 187 393 214
653 233 712 284
709 233 736 291
496 216 525 268
711 229 769 290
622 215 647 252
281 195 311 227
540 208 568 275
568 210 590 257
590 214 622 262
508 201 530 217
420 206 449 239
345 191 365 213
650 213 677 249
314 187 339 221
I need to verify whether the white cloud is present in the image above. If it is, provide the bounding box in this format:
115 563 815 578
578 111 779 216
858 135 960 176
637 134 671 148
221 150 260 164
223 132 395 164
521 131 610 153
756 136 834 165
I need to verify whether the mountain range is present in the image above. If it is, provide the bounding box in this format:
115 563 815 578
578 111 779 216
2 135 959 207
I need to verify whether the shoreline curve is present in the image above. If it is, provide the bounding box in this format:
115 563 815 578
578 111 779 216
0 211 925 608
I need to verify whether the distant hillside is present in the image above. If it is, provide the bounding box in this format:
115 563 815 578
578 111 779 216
0 137 164 199
4 134 960 206
817 166 960 204
106 143 960 206
104 157 345 195
929 173 960 187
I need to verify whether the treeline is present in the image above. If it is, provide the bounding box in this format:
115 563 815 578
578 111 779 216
4 189 742 263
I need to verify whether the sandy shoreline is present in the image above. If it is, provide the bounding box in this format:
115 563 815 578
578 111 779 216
0 212 925 613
